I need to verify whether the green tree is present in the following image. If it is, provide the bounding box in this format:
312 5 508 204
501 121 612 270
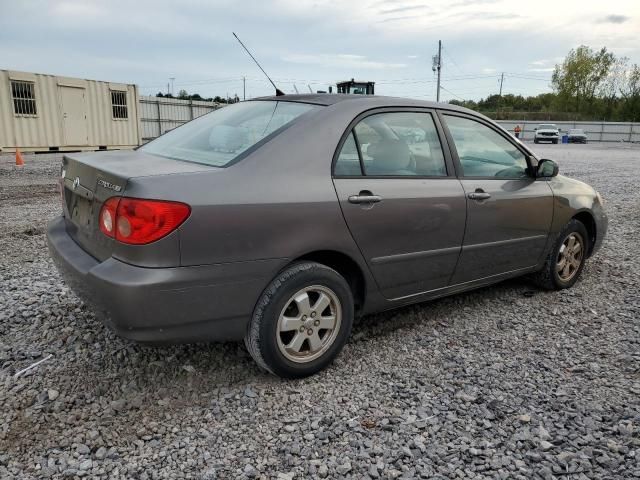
619 63 640 121
551 45 615 114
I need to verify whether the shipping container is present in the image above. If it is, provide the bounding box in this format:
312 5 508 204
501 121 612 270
0 70 140 152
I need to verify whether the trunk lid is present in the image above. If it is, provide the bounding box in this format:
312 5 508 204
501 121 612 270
61 150 212 261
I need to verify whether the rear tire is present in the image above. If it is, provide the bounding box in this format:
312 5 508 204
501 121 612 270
552 139 558 144
534 138 539 144
245 262 354 378
532 219 590 290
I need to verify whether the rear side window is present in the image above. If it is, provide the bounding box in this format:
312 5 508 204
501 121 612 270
444 115 529 178
335 112 447 177
141 101 320 167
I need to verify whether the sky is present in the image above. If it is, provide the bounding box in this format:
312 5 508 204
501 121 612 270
1 0 639 102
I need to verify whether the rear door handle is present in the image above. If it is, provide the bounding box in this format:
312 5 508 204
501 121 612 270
348 193 382 204
467 191 491 200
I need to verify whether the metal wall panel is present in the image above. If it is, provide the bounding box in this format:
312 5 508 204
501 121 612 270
496 120 640 143
0 70 139 152
139 96 223 142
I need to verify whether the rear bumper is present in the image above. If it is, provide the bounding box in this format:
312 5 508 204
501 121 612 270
47 216 283 343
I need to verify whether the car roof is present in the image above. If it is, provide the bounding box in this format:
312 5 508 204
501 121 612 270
253 93 474 114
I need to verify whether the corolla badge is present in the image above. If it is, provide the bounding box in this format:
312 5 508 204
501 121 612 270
72 177 80 190
97 179 122 192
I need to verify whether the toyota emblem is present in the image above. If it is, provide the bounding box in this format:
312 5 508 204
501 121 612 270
72 177 80 190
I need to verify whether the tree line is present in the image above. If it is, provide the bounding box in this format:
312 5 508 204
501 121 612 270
156 90 240 104
449 46 640 122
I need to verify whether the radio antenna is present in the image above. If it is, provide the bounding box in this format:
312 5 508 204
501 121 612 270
233 32 284 96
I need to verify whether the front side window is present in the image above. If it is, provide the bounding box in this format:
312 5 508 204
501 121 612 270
141 101 320 167
11 81 37 116
444 115 529 178
335 111 447 177
111 91 128 119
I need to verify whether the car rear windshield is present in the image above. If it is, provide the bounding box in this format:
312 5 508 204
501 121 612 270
539 124 557 129
141 100 321 167
569 129 584 134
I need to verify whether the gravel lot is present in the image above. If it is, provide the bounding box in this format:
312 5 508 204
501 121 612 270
1 143 639 479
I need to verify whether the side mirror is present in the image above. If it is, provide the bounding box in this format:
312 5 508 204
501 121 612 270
537 158 559 178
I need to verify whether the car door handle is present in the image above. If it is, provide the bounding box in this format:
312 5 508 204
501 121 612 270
348 193 382 204
467 191 491 200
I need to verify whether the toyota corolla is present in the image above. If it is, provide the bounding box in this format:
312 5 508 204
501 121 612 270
47 95 607 378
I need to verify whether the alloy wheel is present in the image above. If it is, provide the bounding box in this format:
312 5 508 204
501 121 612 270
276 285 342 363
556 232 584 282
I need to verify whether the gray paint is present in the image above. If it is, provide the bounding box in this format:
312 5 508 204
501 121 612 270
47 94 608 343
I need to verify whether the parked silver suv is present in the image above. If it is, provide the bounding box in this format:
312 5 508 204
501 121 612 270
47 95 607 377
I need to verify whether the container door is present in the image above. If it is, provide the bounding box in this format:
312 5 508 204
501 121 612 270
60 86 88 146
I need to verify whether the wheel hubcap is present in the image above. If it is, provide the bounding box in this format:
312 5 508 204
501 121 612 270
276 285 342 363
556 232 584 282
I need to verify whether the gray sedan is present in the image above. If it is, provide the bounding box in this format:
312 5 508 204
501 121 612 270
47 95 607 377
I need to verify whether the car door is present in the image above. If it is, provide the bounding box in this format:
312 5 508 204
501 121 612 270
332 109 466 300
440 112 554 284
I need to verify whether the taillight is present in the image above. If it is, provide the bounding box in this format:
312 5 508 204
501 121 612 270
99 197 119 238
98 197 190 245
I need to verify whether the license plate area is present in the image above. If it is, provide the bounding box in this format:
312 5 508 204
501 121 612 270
66 190 94 232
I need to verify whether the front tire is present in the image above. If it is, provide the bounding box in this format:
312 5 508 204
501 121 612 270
245 262 354 378
532 219 590 290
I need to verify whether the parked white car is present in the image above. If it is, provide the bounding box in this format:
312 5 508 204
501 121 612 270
534 124 560 144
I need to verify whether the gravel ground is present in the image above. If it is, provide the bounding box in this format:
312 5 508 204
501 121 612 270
0 144 639 479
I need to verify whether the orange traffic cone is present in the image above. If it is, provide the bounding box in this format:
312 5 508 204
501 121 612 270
15 148 25 166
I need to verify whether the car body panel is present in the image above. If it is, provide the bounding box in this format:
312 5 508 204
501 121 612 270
333 178 466 299
46 94 607 343
452 178 553 283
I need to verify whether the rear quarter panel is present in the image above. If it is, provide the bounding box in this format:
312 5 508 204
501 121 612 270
140 101 379 294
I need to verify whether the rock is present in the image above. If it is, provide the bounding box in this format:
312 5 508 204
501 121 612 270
111 399 127 412
336 462 352 475
538 425 551 441
243 464 258 478
76 444 90 455
518 414 531 423
318 464 328 478
47 389 59 401
540 440 554 451
94 447 107 460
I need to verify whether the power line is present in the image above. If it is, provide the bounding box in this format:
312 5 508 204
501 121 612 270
439 85 464 101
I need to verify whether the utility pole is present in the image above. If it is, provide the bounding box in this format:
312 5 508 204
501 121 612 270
243 76 246 101
169 77 175 96
432 40 442 102
498 72 504 119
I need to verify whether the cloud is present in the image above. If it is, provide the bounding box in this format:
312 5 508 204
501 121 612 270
377 14 427 23
598 14 630 24
380 5 429 14
281 53 407 69
407 55 419 59
482 67 496 74
528 67 555 72
529 60 548 66
449 0 499 7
